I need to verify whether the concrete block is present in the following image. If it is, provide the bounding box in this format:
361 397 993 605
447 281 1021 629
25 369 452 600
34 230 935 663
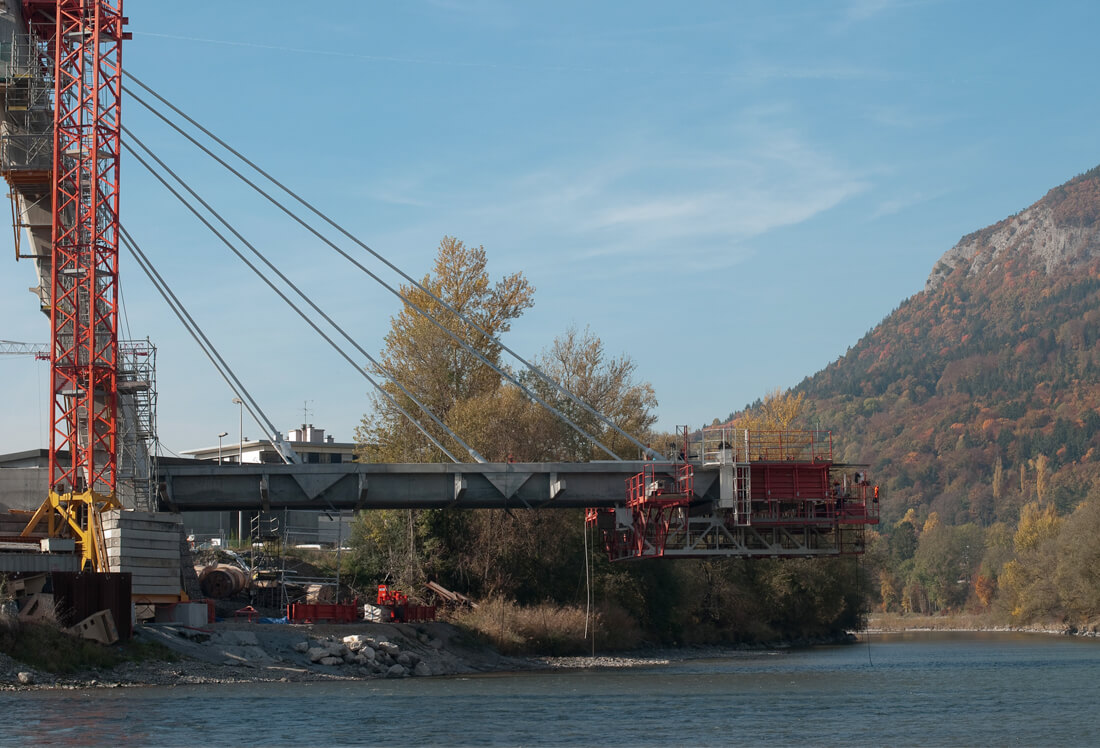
103 510 182 525
17 593 56 623
168 602 209 627
10 573 46 597
105 539 181 555
40 538 76 553
108 556 181 569
67 609 119 645
103 528 180 542
101 517 184 533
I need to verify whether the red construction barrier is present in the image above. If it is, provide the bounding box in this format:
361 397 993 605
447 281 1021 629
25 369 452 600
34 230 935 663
287 602 360 624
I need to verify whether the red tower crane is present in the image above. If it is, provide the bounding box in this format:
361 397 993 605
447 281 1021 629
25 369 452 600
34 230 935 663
19 1 129 571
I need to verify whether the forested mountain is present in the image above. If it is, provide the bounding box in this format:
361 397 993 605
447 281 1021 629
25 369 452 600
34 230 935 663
797 165 1100 528
764 165 1100 619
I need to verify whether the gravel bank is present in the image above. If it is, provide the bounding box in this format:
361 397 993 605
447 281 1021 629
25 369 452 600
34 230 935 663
0 622 858 690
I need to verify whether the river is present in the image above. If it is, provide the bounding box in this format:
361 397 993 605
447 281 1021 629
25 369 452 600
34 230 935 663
4 631 1099 746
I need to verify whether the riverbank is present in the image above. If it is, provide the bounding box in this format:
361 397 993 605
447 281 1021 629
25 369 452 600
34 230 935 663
864 612 1100 637
0 619 856 691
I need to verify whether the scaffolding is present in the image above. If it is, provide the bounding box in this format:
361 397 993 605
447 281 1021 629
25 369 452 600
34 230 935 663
0 31 52 175
0 31 52 312
247 509 351 611
117 340 158 512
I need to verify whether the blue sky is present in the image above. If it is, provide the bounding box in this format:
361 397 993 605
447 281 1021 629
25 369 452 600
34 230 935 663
1 0 1098 457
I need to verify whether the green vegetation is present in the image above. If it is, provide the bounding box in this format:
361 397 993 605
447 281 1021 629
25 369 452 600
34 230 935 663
0 618 178 674
864 487 1100 626
344 238 866 647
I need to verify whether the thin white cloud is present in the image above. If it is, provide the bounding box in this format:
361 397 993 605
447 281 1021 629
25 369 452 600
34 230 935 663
868 187 952 220
447 124 868 276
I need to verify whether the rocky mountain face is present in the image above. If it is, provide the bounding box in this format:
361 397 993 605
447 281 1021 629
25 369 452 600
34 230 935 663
926 165 1100 290
790 164 1100 528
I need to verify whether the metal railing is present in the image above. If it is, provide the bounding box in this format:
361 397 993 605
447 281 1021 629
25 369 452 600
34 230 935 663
700 427 833 464
626 463 693 507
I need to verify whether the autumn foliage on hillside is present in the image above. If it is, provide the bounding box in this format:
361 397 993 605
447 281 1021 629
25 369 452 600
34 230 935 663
776 165 1100 624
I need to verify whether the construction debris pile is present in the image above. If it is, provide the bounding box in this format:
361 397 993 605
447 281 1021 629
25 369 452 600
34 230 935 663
299 633 434 677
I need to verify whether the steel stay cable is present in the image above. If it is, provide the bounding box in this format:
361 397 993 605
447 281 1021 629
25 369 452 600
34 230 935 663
121 74 633 461
121 140 468 464
119 225 291 463
121 127 481 464
123 80 620 462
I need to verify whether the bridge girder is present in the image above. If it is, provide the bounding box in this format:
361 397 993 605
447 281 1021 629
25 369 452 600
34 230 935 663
157 461 704 512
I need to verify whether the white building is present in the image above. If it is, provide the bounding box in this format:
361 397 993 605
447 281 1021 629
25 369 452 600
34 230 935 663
180 425 359 547
181 424 357 465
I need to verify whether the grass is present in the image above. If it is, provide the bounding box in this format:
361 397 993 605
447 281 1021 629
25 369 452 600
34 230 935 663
868 611 1002 631
0 616 178 674
453 598 595 656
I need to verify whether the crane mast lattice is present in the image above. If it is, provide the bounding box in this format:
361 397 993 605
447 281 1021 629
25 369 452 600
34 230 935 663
17 0 129 571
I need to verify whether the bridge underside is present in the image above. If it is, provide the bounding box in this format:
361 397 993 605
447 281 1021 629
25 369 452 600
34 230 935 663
157 461 675 512
157 459 878 559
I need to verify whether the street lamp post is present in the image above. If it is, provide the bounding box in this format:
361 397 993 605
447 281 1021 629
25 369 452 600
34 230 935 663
232 397 244 465
217 432 228 464
232 397 244 545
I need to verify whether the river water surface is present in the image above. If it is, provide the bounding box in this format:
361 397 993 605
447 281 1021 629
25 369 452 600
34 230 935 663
4 631 1099 746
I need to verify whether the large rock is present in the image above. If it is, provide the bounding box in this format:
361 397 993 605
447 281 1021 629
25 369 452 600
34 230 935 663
17 672 33 685
413 661 432 677
293 641 310 653
343 634 372 652
307 647 328 663
320 656 344 667
325 642 349 657
385 664 407 678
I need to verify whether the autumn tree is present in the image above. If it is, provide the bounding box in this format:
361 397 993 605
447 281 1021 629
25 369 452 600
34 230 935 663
524 325 658 461
1032 454 1049 505
356 236 535 463
350 237 659 606
999 502 1064 621
1053 493 1100 621
910 521 983 611
736 389 806 431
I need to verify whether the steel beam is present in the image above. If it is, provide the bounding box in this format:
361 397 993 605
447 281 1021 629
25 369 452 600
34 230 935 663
157 461 708 511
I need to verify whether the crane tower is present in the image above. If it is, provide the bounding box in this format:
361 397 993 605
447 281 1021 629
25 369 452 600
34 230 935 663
9 1 129 571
